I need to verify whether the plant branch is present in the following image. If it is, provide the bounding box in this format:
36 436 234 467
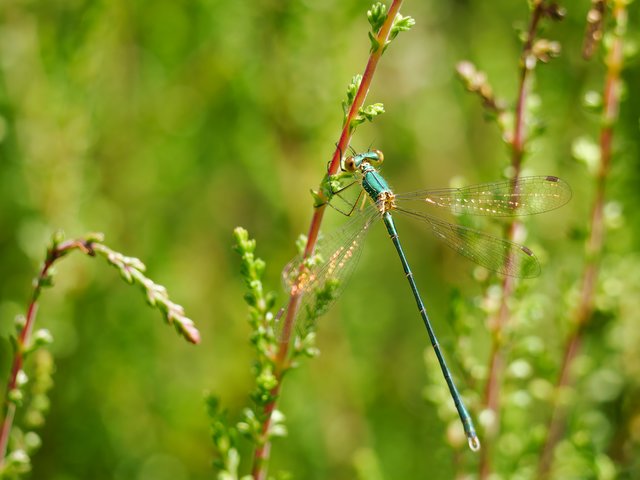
537 2 627 477
250 3 405 479
0 237 91 466
479 2 558 477
0 234 199 471
91 243 200 345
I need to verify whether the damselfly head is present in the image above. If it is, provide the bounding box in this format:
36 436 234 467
345 149 385 172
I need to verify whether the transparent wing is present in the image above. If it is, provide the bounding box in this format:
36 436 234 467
396 208 541 278
281 204 379 340
396 176 571 216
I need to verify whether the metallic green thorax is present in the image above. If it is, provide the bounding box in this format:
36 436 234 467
346 150 395 213
361 162 392 206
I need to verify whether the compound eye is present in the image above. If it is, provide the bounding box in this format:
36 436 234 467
372 149 384 165
344 157 356 172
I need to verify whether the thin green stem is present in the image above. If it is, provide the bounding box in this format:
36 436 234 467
250 3 405 479
537 2 627 477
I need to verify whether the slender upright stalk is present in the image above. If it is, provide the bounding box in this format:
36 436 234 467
479 2 550 477
537 2 627 477
250 3 404 479
0 239 91 465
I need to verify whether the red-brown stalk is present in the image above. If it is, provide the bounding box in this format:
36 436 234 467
250 3 405 479
537 2 626 477
0 240 92 466
479 2 548 477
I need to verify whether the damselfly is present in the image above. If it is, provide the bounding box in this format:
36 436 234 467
283 150 571 450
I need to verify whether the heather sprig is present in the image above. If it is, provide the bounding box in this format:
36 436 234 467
208 228 321 479
0 232 199 478
428 0 567 475
433 1 638 478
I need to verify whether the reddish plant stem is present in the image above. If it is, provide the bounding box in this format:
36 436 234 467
251 3 404 479
537 3 626 477
479 3 547 478
582 0 607 60
0 240 91 466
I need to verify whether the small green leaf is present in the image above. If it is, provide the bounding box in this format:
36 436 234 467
311 188 325 208
315 171 354 206
367 2 387 33
85 232 105 243
254 258 266 278
350 103 385 131
368 31 381 52
233 227 257 255
257 369 278 391
265 293 277 312
118 266 134 284
38 273 55 289
126 256 146 272
8 387 24 404
360 103 385 121
383 13 415 53
390 13 415 39
233 226 249 245
51 230 66 248
342 75 362 119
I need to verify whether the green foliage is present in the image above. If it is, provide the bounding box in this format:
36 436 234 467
352 103 385 131
0 0 639 479
367 2 388 54
456 61 511 132
1 232 199 478
366 3 415 54
301 278 339 335
367 3 387 35
232 227 278 358
282 234 338 358
207 396 245 480
312 170 356 209
93 242 200 344
387 13 416 48
341 74 386 134
424 1 640 478
208 229 281 477
0 351 53 480
209 228 325 477
342 74 363 120
343 2 412 135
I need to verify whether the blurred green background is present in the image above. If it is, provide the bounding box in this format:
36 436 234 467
1 1 639 479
